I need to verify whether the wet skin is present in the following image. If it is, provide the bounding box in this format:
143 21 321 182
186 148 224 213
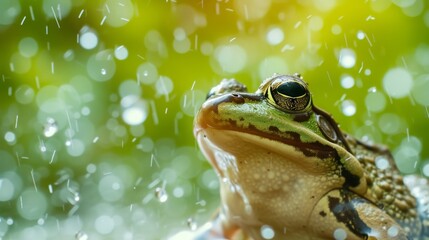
186 74 429 240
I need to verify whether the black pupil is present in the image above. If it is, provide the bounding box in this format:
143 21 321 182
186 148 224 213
276 81 306 97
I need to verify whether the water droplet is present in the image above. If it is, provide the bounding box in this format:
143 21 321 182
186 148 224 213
156 76 174 97
37 218 45 225
338 48 356 69
79 27 98 50
19 37 38 57
378 113 403 134
4 131 16 144
333 228 347 240
382 67 413 99
94 215 115 235
6 218 13 225
173 38 191 54
308 16 324 31
187 217 197 231
341 100 356 116
66 139 85 157
75 231 89 240
260 225 275 239
0 178 15 201
114 45 128 60
387 225 399 237
365 91 386 113
0 217 9 236
411 74 429 106
102 0 134 27
331 24 342 35
87 50 116 82
121 96 148 126
86 164 97 174
266 27 284 45
394 145 419 174
356 30 365 40
98 175 124 202
155 187 168 203
340 74 354 89
375 156 390 170
17 189 48 220
422 162 429 177
136 62 158 85
15 84 35 104
43 118 58 137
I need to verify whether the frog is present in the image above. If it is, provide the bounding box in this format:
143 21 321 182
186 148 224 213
171 74 429 240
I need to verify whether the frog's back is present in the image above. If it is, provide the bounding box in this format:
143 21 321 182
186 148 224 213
345 134 429 239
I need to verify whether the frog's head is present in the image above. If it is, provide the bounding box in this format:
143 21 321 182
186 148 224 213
194 74 367 233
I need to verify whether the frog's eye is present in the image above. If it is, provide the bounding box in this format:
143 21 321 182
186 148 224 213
266 78 311 112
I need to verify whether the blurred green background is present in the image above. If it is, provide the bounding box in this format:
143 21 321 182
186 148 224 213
0 0 429 239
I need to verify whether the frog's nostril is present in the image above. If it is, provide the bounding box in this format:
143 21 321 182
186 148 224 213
230 93 246 104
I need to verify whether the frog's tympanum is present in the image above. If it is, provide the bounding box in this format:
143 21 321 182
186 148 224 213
179 74 429 240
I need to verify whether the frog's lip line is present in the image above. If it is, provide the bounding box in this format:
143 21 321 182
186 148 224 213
195 121 342 161
195 126 340 169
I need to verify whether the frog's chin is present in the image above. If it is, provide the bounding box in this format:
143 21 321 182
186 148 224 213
195 128 339 233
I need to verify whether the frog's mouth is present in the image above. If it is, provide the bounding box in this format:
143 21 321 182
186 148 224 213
194 127 338 177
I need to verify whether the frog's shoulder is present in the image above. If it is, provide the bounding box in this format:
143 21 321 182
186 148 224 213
344 134 422 237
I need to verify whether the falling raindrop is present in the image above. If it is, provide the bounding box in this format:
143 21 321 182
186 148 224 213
375 156 390 170
75 231 89 240
43 118 58 137
341 100 356 116
155 187 168 203
187 217 197 231
260 225 275 239
333 228 347 240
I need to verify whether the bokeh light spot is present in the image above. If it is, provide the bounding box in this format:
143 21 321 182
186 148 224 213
136 62 158 85
378 113 404 134
0 0 21 25
215 44 247 74
338 48 356 69
411 74 429 106
266 27 284 45
4 131 16 144
258 56 288 79
79 28 98 50
341 100 356 116
119 80 141 98
260 225 275 239
43 0 72 19
114 45 128 60
365 90 386 113
87 50 116 81
0 178 15 201
382 67 413 98
18 37 38 57
308 16 324 31
66 139 85 157
98 175 124 202
10 53 31 74
103 0 134 27
340 74 354 89
17 189 47 221
234 0 271 21
333 228 347 240
15 85 35 104
94 215 115 234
